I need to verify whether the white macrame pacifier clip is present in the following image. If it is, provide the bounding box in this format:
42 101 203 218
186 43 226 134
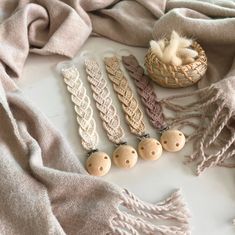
61 65 111 176
84 57 138 169
104 55 163 164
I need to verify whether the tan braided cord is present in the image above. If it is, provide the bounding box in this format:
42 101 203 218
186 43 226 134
145 41 207 88
61 66 98 151
84 58 125 145
104 56 145 137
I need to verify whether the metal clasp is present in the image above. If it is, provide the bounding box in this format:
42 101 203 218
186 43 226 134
114 141 127 147
158 126 169 134
137 133 150 140
87 148 98 157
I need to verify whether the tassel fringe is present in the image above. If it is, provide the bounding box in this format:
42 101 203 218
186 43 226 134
109 190 190 235
160 85 235 175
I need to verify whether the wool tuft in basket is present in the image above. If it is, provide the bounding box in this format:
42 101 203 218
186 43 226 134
145 41 207 88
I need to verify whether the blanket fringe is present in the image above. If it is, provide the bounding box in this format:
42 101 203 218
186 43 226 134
161 85 235 175
109 190 190 235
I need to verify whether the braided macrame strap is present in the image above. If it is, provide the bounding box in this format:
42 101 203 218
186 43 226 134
84 58 125 145
121 54 186 154
122 54 167 132
104 56 146 137
61 66 98 151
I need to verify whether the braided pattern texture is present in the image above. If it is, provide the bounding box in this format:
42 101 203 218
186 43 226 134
62 66 98 151
122 54 167 131
84 58 125 144
104 56 145 136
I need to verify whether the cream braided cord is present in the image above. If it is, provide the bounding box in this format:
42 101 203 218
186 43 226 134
84 58 125 145
104 56 146 137
61 66 98 151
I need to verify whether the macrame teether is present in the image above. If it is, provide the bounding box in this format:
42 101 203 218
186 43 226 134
61 66 111 176
104 56 162 162
84 58 137 169
122 54 185 152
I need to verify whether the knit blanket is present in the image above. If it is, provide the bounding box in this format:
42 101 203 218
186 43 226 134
0 0 234 234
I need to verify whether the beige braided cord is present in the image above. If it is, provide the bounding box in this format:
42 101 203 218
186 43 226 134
104 56 146 137
61 66 98 151
84 58 125 145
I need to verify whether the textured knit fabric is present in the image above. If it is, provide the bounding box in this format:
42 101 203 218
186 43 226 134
0 0 235 234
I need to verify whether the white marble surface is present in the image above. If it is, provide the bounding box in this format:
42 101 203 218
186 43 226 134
17 37 235 235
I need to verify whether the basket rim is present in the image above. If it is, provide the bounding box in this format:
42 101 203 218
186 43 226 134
146 41 207 70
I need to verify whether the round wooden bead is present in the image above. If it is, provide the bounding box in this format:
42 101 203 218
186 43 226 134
160 129 185 152
86 151 111 176
138 138 162 160
112 145 138 169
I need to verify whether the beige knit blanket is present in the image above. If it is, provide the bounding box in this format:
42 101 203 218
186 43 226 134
0 0 235 234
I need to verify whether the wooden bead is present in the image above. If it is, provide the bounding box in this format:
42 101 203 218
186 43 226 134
160 129 185 152
112 145 138 169
86 151 111 176
138 138 162 160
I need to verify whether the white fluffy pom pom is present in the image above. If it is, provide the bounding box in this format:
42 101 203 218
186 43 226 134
177 48 198 59
150 40 163 59
178 37 193 48
162 31 180 64
151 31 198 66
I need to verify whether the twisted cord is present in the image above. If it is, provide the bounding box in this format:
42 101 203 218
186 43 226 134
122 54 167 131
205 109 231 147
115 211 189 235
196 101 225 174
84 58 125 145
109 189 190 235
197 111 234 173
202 132 235 171
123 189 190 223
111 219 139 235
61 66 98 151
219 148 235 167
104 56 145 136
161 89 221 113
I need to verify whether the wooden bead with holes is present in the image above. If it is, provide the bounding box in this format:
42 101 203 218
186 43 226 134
138 138 162 160
86 151 111 176
112 145 138 168
160 129 185 152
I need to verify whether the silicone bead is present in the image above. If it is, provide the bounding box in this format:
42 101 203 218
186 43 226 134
86 151 111 176
160 129 185 152
112 145 138 169
138 138 162 160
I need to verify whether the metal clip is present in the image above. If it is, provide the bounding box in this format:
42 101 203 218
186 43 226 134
137 133 150 140
115 141 127 147
87 149 98 157
158 126 169 134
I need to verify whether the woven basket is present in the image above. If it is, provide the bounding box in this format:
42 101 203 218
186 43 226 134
144 41 207 88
